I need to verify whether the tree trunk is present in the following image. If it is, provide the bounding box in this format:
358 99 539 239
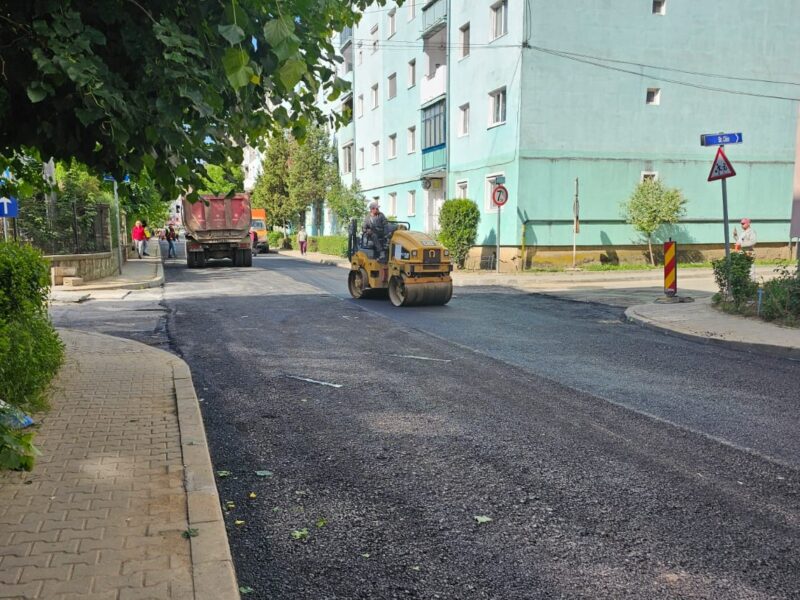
648 236 655 266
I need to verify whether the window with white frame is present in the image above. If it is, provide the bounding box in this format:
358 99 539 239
652 0 666 15
459 24 470 58
646 87 661 105
490 1 508 40
388 9 396 37
342 144 353 173
357 94 364 117
458 103 470 136
388 192 397 216
408 0 416 20
408 59 416 87
388 73 397 99
489 87 507 126
641 171 659 181
407 190 416 216
371 141 380 164
388 134 397 159
370 25 379 53
407 126 416 153
484 173 505 210
456 180 468 199
358 147 365 169
371 84 379 108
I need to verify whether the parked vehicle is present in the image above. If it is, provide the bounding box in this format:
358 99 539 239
250 208 270 253
182 194 253 267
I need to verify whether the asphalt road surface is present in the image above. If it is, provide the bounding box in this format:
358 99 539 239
54 252 800 599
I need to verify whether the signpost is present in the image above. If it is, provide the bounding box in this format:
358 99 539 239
103 176 125 275
702 133 738 261
0 196 18 242
492 184 508 273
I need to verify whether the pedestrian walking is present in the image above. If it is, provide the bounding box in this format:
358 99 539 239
141 220 151 256
297 226 308 255
132 220 146 259
250 228 258 257
166 225 178 258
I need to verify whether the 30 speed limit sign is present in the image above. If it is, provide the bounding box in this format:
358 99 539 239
492 184 509 207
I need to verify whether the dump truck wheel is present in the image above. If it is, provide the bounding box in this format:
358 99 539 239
244 250 253 267
186 252 196 268
348 268 369 299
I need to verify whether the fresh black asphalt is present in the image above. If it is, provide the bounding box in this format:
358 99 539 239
158 255 800 599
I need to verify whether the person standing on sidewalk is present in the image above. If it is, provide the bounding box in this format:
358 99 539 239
297 226 308 255
132 220 146 259
733 217 757 278
141 220 152 256
166 225 178 258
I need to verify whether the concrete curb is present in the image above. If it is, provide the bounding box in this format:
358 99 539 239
624 305 800 361
172 361 241 600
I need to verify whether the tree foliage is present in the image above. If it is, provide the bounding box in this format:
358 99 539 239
251 134 304 230
197 161 245 197
622 179 687 265
327 179 367 231
0 0 388 199
438 199 481 268
288 125 334 232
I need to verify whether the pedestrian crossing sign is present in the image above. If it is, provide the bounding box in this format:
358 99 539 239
707 146 736 181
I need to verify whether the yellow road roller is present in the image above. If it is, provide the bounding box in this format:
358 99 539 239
347 219 453 307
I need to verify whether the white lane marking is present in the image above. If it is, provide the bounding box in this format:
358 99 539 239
286 375 342 388
389 354 452 363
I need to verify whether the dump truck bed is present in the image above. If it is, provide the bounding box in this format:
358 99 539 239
182 194 251 242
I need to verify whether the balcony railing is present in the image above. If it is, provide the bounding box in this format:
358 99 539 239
420 65 447 105
422 0 447 38
339 26 353 48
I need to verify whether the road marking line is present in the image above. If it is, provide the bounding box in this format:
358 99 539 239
286 375 342 388
389 354 452 363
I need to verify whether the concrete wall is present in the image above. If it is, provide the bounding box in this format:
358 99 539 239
47 251 120 284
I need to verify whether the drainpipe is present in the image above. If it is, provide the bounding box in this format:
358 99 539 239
445 0 451 198
520 222 526 271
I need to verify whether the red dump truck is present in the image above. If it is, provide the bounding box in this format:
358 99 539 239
182 193 253 268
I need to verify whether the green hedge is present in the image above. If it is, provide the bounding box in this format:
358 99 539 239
0 242 64 470
267 230 284 249
760 267 800 326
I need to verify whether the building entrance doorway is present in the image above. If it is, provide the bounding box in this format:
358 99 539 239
424 182 445 234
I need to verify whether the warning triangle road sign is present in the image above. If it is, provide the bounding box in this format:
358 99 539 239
707 146 736 181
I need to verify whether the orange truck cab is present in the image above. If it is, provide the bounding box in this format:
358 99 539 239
250 208 269 253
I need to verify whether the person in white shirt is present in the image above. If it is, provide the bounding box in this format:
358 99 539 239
737 218 757 254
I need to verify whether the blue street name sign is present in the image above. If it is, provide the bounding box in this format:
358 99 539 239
0 196 18 218
700 132 743 146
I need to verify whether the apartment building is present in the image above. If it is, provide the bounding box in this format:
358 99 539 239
322 0 800 266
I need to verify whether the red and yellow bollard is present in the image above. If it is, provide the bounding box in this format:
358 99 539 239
663 240 677 297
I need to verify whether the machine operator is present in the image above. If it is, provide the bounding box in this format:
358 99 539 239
363 200 389 263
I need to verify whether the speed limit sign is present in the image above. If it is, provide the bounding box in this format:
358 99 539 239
492 184 509 207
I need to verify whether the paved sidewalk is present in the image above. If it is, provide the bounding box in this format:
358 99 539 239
0 330 238 600
52 248 163 299
277 249 800 358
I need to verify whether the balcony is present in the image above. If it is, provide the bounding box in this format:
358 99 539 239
339 26 353 48
420 65 447 105
421 0 447 38
422 145 446 174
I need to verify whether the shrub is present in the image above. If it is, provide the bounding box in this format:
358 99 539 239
438 199 480 268
760 267 800 326
316 236 349 258
711 252 757 309
267 230 284 249
0 242 50 317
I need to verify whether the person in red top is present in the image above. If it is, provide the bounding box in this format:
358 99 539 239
131 220 146 259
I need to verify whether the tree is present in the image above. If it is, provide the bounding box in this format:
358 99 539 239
251 134 305 233
438 199 481 269
197 161 244 197
327 179 367 232
0 0 389 200
288 125 334 234
622 179 687 265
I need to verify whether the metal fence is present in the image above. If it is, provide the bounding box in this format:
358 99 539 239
4 196 111 255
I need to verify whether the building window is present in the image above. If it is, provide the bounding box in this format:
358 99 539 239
408 0 416 20
458 103 470 136
422 99 446 150
342 144 353 174
407 126 416 153
371 84 379 108
371 141 380 164
388 73 397 99
407 190 416 216
358 147 365 170
388 192 397 216
342 96 353 124
357 94 364 117
388 134 397 159
459 24 470 58
388 9 396 37
489 87 506 126
646 87 661 105
641 171 659 181
652 0 666 15
484 173 505 211
370 25 379 54
456 180 468 199
490 1 508 40
408 59 416 88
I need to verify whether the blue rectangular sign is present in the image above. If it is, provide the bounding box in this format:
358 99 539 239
700 132 743 146
0 196 18 218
